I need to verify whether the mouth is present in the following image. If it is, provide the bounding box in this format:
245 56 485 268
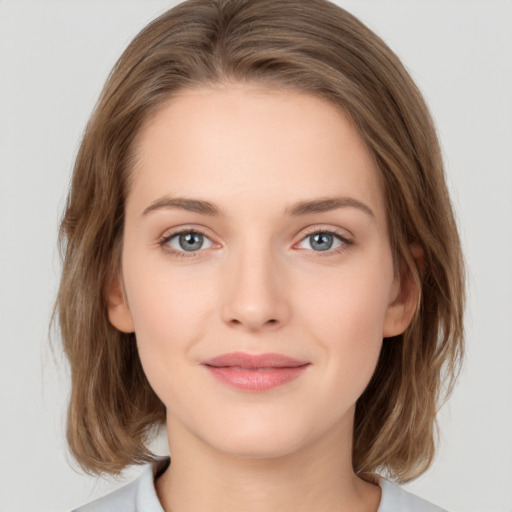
201 352 310 391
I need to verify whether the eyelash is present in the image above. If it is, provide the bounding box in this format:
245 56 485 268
158 227 353 259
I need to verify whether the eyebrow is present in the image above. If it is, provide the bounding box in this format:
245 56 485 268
285 197 374 218
143 197 220 216
142 196 375 218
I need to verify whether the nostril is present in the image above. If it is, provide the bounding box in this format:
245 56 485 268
227 317 279 329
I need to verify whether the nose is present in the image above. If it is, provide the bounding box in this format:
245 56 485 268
220 239 290 332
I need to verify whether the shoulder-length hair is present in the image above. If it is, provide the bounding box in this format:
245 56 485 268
57 0 464 482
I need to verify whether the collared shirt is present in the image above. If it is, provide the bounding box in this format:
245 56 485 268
72 457 447 512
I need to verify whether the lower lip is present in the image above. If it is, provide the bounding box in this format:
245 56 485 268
204 365 309 391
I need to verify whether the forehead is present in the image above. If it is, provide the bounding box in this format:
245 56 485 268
128 85 385 221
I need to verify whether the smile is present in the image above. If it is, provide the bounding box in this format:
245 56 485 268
201 352 310 392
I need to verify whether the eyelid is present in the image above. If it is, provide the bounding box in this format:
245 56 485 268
159 226 218 257
296 225 352 244
158 224 353 258
293 226 353 255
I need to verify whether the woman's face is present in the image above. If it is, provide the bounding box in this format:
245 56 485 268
108 84 416 459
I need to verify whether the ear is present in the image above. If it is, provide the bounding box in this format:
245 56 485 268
382 245 424 338
106 273 135 333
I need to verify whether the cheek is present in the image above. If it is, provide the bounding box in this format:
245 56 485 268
124 249 217 330
300 259 394 342
297 257 394 388
121 256 219 383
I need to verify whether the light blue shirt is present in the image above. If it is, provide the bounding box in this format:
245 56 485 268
72 457 447 512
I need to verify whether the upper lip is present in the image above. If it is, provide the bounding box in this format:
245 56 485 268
201 352 309 369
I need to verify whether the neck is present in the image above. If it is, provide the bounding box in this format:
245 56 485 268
155 416 381 512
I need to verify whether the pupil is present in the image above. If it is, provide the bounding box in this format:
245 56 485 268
179 233 203 251
311 233 333 251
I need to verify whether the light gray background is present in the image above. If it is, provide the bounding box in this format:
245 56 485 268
1 1 511 511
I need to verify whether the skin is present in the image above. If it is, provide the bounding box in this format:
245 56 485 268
108 84 419 512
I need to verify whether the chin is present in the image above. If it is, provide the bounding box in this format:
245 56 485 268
195 415 322 461
211 435 307 460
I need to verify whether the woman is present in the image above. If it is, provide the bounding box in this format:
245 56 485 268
56 1 465 510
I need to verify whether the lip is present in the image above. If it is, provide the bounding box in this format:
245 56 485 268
201 352 310 392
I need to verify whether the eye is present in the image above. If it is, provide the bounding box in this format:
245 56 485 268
162 229 214 255
297 230 350 253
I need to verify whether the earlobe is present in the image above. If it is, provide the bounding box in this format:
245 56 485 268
382 245 424 338
106 274 135 333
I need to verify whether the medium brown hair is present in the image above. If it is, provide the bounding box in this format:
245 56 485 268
57 0 464 482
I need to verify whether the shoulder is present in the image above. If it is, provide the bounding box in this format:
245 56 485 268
378 478 448 512
71 459 447 512
71 477 139 512
71 457 170 512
